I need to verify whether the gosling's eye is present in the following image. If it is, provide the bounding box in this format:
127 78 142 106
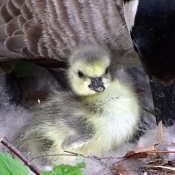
78 71 85 78
105 68 109 74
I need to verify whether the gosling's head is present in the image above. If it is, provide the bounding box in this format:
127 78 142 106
68 44 112 96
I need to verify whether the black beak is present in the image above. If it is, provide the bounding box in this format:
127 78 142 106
88 77 105 92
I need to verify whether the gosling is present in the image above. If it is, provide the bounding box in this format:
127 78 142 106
20 44 140 164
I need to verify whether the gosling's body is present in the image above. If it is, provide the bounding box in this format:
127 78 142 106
76 79 140 154
20 45 140 164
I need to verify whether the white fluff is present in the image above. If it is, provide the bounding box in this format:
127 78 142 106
0 105 32 151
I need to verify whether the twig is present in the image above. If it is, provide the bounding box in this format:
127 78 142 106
30 153 76 162
0 137 40 175
31 150 89 164
146 150 175 154
64 150 88 158
147 165 175 171
94 156 121 160
65 151 121 161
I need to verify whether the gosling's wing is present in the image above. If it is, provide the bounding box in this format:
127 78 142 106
0 0 139 67
16 91 95 161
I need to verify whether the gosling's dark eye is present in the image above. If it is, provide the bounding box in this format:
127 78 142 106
105 68 109 74
78 71 85 78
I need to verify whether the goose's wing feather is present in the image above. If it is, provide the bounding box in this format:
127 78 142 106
0 0 139 71
0 0 140 69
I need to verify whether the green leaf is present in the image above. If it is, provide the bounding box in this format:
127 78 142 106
0 152 29 175
76 155 86 168
41 164 84 175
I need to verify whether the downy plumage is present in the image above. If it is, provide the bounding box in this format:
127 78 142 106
19 44 140 164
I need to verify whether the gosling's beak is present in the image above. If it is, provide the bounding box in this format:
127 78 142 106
89 77 105 92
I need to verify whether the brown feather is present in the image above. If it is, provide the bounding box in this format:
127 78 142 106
11 0 24 9
21 47 35 58
21 3 32 20
0 3 13 23
6 0 20 17
23 19 42 55
0 42 23 58
5 17 19 36
17 15 26 28
12 29 23 36
0 25 6 41
5 35 26 53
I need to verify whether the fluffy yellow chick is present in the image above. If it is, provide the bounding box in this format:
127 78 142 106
20 44 140 164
